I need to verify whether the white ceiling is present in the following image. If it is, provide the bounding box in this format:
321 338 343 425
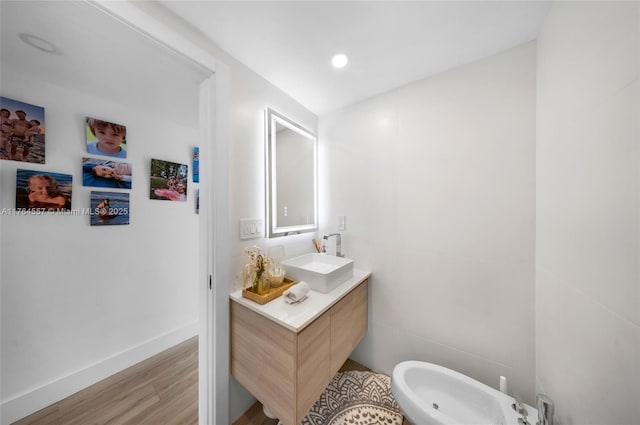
1 1 211 128
161 1 552 115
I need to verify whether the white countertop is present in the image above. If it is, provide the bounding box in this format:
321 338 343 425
230 269 371 333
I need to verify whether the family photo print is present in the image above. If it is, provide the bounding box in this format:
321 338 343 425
1 97 45 163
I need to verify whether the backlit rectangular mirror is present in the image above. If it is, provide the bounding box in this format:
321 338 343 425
265 108 317 238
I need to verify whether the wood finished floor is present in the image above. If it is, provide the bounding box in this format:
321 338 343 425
13 336 198 425
14 338 408 425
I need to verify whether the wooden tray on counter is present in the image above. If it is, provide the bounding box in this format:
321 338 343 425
242 277 296 304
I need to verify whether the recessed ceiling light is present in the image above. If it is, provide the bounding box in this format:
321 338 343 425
331 54 348 69
18 33 62 55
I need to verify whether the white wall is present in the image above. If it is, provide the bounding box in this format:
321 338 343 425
0 6 204 422
15 2 640 424
0 1 318 422
0 71 201 424
319 42 537 402
128 3 320 421
225 52 319 422
115 1 319 291
536 2 640 424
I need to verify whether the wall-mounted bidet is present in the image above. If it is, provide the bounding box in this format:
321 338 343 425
391 361 538 425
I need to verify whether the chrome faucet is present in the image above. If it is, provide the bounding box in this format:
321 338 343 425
536 394 554 425
323 233 343 257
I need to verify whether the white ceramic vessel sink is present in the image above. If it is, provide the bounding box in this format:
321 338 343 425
391 361 536 425
282 253 354 293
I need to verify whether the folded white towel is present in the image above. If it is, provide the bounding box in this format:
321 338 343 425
283 281 310 304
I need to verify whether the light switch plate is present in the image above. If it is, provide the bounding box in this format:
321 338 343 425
337 216 346 231
240 218 264 240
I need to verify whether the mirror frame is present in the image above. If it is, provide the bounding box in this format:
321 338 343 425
265 107 318 238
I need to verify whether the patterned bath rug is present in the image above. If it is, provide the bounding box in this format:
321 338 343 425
300 370 404 425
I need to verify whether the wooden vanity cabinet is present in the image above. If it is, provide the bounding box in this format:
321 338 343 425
230 279 368 425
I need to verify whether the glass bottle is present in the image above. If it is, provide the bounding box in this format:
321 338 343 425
255 271 270 295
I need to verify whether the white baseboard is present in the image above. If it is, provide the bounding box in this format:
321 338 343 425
1 322 198 425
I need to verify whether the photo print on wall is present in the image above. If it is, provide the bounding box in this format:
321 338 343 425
16 169 72 211
82 157 132 189
85 116 127 158
193 146 199 183
1 97 45 163
90 191 130 226
150 158 188 202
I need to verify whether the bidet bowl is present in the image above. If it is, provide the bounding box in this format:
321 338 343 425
391 361 536 425
282 253 354 293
